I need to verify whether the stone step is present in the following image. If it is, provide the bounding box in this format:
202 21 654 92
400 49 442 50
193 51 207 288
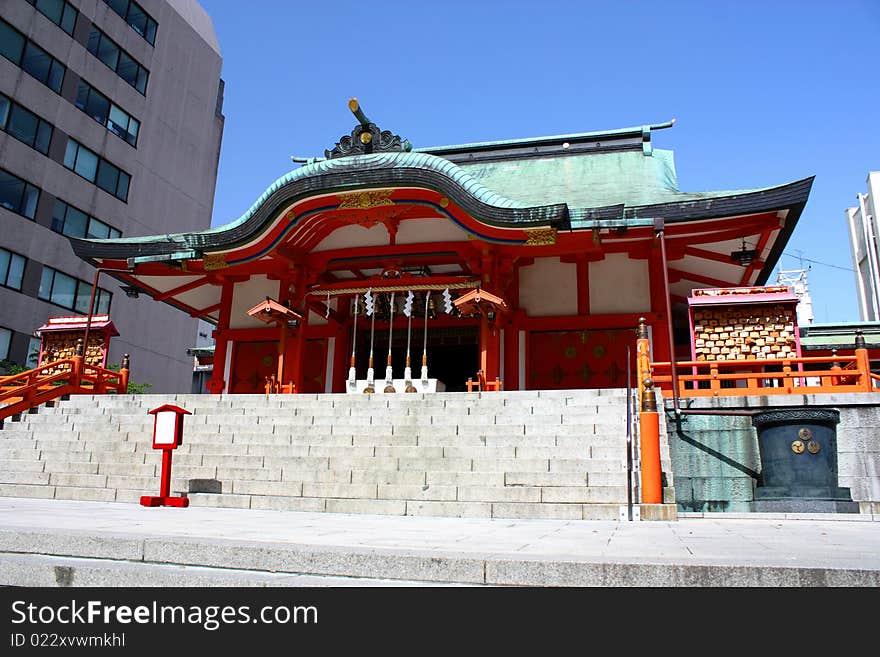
0 388 674 522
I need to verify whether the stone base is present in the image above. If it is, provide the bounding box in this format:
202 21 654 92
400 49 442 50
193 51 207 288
750 498 860 513
346 378 446 394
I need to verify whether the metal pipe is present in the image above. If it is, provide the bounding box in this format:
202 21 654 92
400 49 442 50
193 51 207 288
80 268 103 367
625 343 633 521
655 221 681 421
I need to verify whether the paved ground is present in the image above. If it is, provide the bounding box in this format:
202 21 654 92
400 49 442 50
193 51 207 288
0 497 877 586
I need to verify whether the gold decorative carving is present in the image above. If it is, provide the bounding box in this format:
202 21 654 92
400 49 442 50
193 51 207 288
203 253 228 271
524 227 557 246
336 190 395 210
791 440 805 454
807 440 821 454
798 428 812 440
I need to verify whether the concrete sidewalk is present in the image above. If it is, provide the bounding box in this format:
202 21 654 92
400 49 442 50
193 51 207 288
0 498 877 587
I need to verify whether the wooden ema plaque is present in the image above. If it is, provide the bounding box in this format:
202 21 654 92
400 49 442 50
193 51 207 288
687 286 802 362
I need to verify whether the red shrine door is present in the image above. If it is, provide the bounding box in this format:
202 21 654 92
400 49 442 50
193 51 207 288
527 329 634 390
299 338 327 394
230 341 277 393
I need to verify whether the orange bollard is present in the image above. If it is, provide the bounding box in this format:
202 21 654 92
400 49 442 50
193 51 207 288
639 378 663 504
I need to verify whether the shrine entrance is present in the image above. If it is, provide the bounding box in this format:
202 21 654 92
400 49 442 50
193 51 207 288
351 325 478 393
527 328 635 390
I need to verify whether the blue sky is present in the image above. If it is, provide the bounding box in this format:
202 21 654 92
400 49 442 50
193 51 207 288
199 0 880 323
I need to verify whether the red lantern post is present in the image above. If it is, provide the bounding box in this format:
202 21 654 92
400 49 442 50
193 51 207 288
140 404 191 508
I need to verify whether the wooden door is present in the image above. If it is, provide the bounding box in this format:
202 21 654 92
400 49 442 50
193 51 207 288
230 341 277 393
528 328 633 389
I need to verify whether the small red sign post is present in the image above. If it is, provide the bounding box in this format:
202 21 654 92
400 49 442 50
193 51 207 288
140 404 191 508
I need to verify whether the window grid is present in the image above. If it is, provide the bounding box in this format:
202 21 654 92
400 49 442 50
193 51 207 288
51 198 122 240
26 0 78 36
0 167 40 219
38 266 112 315
63 138 131 202
75 80 140 147
0 19 66 94
86 26 149 95
0 92 54 155
102 0 157 46
0 246 26 291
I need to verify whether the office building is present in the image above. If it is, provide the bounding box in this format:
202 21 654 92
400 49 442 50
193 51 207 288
0 0 223 391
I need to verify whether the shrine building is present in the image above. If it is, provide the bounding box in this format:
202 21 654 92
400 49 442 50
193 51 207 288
67 101 813 395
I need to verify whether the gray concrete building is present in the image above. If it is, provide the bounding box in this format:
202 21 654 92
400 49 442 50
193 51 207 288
0 0 223 391
847 172 880 322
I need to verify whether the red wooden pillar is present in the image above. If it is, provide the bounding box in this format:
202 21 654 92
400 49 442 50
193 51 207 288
332 304 350 392
647 249 671 363
286 265 308 391
207 281 234 394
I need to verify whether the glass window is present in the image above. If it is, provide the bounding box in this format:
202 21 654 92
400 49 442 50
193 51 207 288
106 0 129 18
6 252 25 289
135 66 148 94
0 95 10 128
3 102 53 155
67 207 89 237
7 105 39 146
116 170 130 201
20 42 63 93
108 104 128 133
22 184 38 218
126 116 139 145
63 139 77 169
86 220 110 239
74 283 91 313
0 250 9 286
0 327 11 361
95 34 119 71
87 27 148 95
85 88 110 124
22 42 51 84
0 173 24 213
48 59 64 93
103 1 157 45
73 144 99 182
144 17 157 45
38 267 53 299
35 119 52 153
0 20 26 65
76 80 139 147
0 169 39 219
26 336 40 368
60 3 77 34
29 0 77 36
63 140 130 201
96 288 112 314
126 5 148 37
35 0 64 25
0 248 26 290
95 160 119 196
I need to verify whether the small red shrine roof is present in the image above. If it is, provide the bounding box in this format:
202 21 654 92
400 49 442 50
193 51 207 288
247 298 304 325
35 315 119 336
687 286 800 306
452 289 509 315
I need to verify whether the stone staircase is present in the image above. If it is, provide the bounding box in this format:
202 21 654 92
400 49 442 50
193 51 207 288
0 389 676 520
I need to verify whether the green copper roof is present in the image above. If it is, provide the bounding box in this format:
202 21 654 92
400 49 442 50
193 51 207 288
199 151 531 237
459 149 680 209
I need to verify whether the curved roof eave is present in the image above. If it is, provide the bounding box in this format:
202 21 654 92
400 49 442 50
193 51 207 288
70 151 570 262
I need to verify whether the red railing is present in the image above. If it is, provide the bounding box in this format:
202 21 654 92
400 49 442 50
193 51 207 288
635 319 876 398
0 354 129 421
